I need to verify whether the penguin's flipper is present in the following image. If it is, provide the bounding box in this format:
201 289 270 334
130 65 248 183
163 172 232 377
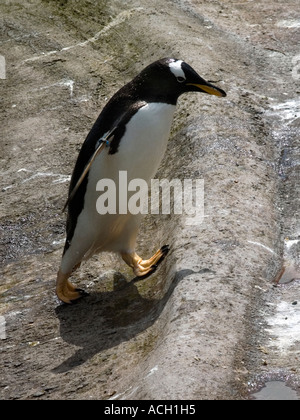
56 269 88 304
121 245 170 278
62 128 115 212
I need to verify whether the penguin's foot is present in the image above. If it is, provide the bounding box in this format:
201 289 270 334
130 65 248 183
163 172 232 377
121 245 170 277
56 269 88 304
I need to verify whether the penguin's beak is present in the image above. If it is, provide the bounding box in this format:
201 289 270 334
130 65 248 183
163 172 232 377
187 80 226 97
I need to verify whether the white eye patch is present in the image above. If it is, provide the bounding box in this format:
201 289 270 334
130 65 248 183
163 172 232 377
168 60 186 80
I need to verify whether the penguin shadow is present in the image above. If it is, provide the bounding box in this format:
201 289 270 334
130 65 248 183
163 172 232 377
53 268 194 373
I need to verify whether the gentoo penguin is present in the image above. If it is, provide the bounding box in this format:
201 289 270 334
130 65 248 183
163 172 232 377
56 57 226 303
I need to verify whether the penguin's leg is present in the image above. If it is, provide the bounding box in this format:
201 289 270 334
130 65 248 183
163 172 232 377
56 266 86 304
56 236 92 304
121 245 169 277
117 216 169 277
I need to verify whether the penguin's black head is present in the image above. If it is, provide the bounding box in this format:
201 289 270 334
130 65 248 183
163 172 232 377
132 57 226 104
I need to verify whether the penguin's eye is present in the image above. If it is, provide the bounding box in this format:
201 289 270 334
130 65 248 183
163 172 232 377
177 76 186 83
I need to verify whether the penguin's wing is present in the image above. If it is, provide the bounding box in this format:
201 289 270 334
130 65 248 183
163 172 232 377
62 128 116 212
64 100 147 212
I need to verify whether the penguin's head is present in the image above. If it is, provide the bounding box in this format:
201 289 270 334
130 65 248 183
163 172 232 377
133 58 226 103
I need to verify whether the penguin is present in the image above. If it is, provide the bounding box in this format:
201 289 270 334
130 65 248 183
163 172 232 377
56 57 226 303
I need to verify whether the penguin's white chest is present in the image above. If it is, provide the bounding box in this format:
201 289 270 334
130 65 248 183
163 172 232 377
109 102 176 181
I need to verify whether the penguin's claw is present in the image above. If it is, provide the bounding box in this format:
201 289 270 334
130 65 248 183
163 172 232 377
69 289 89 304
121 244 170 278
75 288 89 295
160 244 170 253
57 288 83 304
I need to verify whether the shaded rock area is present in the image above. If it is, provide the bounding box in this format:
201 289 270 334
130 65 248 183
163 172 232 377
1 0 299 399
